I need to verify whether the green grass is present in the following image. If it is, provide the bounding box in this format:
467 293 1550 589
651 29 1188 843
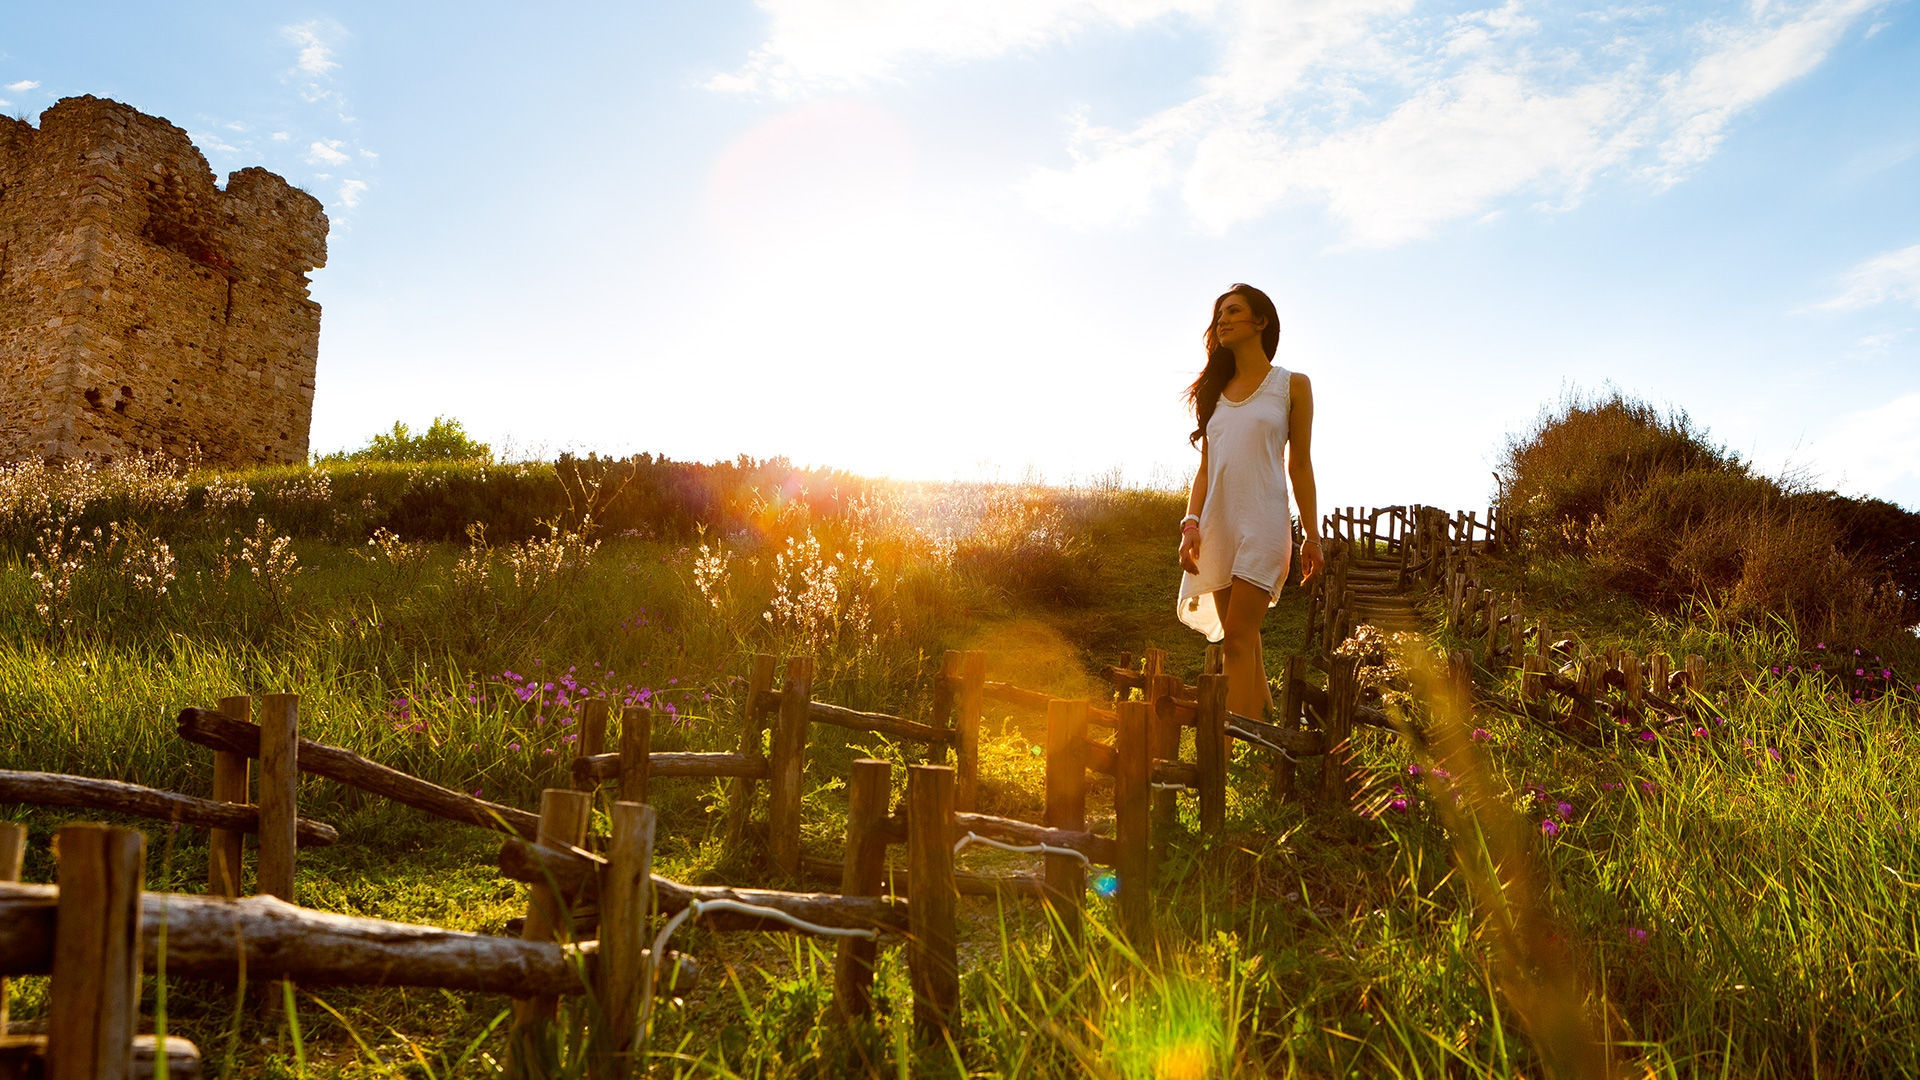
2 460 1917 1077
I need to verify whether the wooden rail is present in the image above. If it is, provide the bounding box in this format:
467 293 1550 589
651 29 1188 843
176 707 542 839
0 771 339 848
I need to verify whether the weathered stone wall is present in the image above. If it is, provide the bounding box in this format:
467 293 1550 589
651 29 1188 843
0 95 328 466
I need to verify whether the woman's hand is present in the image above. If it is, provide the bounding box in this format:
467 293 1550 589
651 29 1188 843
1178 531 1201 575
1299 541 1324 584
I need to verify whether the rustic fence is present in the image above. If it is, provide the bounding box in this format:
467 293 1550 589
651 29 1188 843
1302 502 1716 746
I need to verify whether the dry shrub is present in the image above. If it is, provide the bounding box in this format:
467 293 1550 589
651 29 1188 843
1500 388 1740 540
1502 387 1919 644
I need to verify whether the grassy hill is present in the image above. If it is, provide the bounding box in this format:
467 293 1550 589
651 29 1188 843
0 436 1916 1078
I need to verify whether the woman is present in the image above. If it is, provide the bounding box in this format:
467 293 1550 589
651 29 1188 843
1176 284 1323 722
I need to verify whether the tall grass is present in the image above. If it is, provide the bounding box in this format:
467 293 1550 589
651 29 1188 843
3 455 1919 1076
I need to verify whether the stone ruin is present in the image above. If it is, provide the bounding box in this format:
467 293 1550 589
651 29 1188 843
0 95 329 466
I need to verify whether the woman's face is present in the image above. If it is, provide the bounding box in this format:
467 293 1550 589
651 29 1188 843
1214 295 1264 350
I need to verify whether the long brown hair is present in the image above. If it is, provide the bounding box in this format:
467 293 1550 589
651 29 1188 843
1186 283 1281 446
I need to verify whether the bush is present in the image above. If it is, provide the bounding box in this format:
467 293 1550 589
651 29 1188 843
1498 387 1920 644
330 416 493 463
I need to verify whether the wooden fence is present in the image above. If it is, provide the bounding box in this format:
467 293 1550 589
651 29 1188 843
1300 502 1715 745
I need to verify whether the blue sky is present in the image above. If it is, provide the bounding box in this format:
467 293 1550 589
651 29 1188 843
4 1 1917 511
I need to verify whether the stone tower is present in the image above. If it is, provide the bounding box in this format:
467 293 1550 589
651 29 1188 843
0 95 329 466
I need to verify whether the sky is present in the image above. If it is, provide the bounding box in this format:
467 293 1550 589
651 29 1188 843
3 1 1917 512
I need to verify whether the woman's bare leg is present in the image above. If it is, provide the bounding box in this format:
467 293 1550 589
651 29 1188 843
1213 577 1275 720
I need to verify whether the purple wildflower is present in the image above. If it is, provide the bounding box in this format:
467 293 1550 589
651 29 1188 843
1556 801 1574 820
1541 819 1561 837
1470 728 1490 742
1628 927 1649 944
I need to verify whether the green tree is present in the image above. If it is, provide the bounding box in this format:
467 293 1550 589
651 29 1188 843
341 416 493 462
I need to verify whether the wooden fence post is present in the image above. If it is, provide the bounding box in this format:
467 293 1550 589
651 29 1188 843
1148 673 1180 844
257 693 299 903
1484 591 1502 660
575 699 609 794
1536 618 1552 662
1195 674 1227 835
933 650 961 750
593 801 656 1080
769 656 815 878
1204 644 1224 676
955 651 986 812
1447 650 1474 719
1624 654 1644 713
1648 653 1670 697
509 788 594 1078
1113 701 1153 946
619 706 652 807
47 823 144 1080
1322 657 1357 809
0 821 23 1037
907 765 958 1042
1043 701 1087 948
1508 597 1525 670
834 759 892 1020
1685 655 1708 698
209 694 251 898
1272 656 1302 801
724 654 778 857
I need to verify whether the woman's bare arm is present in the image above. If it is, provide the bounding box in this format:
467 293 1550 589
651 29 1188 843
1187 436 1208 519
1288 372 1322 550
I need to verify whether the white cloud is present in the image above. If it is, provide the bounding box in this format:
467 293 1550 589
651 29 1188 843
719 0 1890 246
337 179 368 209
282 21 339 76
358 148 379 159
0 100 10 109
1810 392 1920 500
1815 244 1920 311
271 131 290 141
4 80 38 93
707 0 1217 95
306 139 350 166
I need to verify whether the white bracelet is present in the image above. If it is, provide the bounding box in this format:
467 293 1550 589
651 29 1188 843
1179 514 1200 529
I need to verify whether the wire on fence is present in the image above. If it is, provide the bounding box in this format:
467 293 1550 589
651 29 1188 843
951 830 1092 867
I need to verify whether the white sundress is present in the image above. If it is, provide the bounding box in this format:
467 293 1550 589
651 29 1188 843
1177 363 1294 643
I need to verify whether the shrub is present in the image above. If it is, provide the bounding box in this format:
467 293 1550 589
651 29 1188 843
329 416 493 463
1499 387 1920 644
1498 388 1741 544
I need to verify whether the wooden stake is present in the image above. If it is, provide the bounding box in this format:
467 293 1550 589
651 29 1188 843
592 801 655 1080
768 656 815 878
1508 596 1525 670
723 654 778 857
1148 673 1180 844
906 765 958 1042
0 821 23 1037
509 789 593 1078
1043 701 1087 948
1203 644 1224 676
954 651 986 812
1194 674 1226 835
1322 656 1358 809
1648 653 1671 697
618 707 652 807
47 824 144 1080
1272 657 1302 801
1522 654 1546 704
575 699 609 794
209 695 251 898
255 693 298 903
1114 701 1152 945
1686 655 1708 698
834 760 891 1020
